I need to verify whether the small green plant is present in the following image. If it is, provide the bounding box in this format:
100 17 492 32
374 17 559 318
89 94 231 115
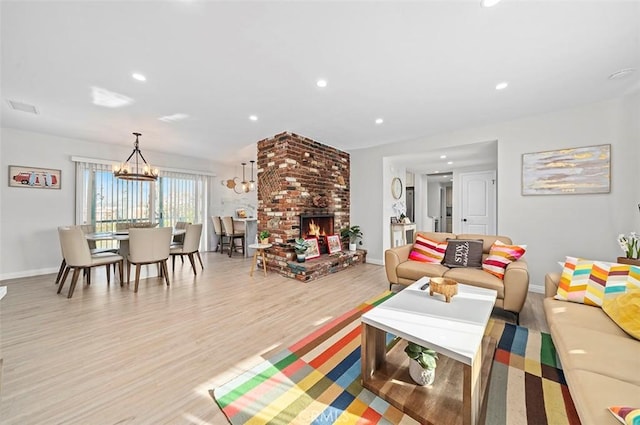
292 237 310 254
404 342 438 370
340 225 364 245
259 230 270 240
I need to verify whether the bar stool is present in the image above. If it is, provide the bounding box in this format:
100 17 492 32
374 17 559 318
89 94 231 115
249 242 272 277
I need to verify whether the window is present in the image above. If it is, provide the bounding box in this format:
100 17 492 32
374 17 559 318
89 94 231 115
74 158 213 251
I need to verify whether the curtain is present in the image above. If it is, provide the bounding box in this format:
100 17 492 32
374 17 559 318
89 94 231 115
74 158 214 252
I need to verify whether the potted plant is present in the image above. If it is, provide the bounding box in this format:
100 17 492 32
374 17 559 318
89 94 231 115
292 237 310 262
259 230 270 244
617 232 640 265
340 225 363 252
404 341 438 386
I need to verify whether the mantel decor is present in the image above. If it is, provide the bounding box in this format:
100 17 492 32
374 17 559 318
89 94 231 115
522 144 610 195
8 165 61 189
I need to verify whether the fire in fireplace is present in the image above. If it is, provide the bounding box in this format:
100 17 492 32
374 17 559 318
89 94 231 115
299 214 335 254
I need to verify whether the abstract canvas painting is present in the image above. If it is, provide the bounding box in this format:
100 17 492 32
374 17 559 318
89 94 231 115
522 144 610 195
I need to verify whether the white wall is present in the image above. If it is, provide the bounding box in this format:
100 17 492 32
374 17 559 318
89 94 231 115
350 92 640 291
0 128 255 280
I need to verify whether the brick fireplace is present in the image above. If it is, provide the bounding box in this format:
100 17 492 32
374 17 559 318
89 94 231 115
256 132 366 281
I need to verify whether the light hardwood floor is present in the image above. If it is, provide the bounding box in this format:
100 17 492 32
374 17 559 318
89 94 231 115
0 253 547 425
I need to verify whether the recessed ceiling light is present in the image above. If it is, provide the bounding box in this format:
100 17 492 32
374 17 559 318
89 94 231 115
608 68 636 80
440 155 447 159
434 170 439 173
132 73 146 82
481 0 502 7
249 115 258 121
316 79 327 88
447 161 453 165
495 81 509 90
375 118 384 125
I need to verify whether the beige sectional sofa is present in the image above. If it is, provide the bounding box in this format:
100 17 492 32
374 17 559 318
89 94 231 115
384 231 529 322
544 272 640 425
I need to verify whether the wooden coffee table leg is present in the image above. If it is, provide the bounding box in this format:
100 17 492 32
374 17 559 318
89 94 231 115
361 323 386 386
463 342 483 425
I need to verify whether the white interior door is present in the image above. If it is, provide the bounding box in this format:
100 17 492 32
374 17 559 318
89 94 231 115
460 170 496 235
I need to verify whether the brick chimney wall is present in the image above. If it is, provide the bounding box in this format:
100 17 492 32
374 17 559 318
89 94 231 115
257 132 350 245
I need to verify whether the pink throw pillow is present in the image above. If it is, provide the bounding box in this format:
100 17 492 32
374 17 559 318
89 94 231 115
482 240 527 279
409 234 447 264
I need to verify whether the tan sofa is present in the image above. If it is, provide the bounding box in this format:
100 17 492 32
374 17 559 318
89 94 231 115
544 272 640 425
385 232 529 322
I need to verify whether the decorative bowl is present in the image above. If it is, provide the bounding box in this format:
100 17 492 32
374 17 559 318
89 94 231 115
429 277 458 303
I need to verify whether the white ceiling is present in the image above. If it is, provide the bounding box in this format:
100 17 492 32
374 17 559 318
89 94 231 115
2 1 639 166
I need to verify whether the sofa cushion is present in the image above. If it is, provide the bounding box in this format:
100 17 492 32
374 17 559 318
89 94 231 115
443 239 483 268
444 267 504 298
603 291 640 340
482 240 527 279
609 406 640 425
555 257 640 306
396 261 448 281
408 233 447 263
569 371 640 425
548 323 640 386
543 298 629 337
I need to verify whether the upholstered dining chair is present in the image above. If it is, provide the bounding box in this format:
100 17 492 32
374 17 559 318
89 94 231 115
170 223 204 274
57 226 124 298
127 227 172 293
221 216 245 257
211 216 229 254
171 221 191 265
55 223 114 285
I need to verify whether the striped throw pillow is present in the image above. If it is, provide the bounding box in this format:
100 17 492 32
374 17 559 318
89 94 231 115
408 234 447 263
609 406 640 425
482 240 526 279
555 257 640 307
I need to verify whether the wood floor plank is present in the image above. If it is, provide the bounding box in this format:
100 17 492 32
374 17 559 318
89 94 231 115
0 253 547 424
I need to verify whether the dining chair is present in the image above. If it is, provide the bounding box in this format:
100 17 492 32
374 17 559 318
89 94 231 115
211 216 229 254
127 227 172 293
172 221 190 244
221 216 245 257
170 224 204 274
171 221 191 265
116 222 131 231
57 226 124 298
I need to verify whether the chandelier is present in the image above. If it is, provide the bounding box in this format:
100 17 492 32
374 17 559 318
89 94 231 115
113 132 158 181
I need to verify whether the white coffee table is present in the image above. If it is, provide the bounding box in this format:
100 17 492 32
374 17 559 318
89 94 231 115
361 277 498 425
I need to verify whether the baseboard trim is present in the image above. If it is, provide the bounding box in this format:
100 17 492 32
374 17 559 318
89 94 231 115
366 258 383 266
0 267 59 282
529 284 544 294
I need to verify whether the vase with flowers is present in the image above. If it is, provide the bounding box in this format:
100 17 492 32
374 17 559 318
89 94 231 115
617 232 639 265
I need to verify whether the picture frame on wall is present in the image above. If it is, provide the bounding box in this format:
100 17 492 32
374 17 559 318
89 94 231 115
305 237 321 259
521 144 611 195
8 165 61 189
326 234 342 254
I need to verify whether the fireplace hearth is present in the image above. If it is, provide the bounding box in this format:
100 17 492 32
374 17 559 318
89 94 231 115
300 214 334 254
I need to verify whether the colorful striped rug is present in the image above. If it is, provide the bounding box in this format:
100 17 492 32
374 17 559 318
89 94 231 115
212 291 580 424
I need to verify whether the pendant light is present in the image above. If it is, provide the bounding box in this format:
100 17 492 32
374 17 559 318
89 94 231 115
241 162 248 193
113 132 158 181
249 160 256 191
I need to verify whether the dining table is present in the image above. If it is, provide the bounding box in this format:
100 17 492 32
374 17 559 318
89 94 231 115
86 228 186 279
